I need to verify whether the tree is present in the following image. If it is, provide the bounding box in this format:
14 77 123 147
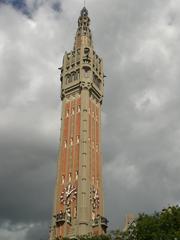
61 206 180 240
123 205 180 240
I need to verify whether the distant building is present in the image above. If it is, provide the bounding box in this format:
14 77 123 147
123 213 136 231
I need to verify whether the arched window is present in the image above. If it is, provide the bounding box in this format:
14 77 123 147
83 67 90 78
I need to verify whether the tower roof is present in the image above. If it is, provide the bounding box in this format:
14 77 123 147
81 7 88 17
74 6 93 49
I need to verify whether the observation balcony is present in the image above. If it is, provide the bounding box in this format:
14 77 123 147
100 217 108 229
55 212 65 226
92 218 99 227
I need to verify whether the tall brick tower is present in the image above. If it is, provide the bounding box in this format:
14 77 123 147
49 7 108 239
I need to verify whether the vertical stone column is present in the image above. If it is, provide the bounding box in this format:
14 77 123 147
77 86 91 235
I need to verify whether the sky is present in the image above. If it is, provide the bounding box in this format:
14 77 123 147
0 0 180 239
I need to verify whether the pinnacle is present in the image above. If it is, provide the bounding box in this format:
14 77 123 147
81 6 88 17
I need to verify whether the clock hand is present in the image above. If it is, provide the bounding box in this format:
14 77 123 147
65 184 72 196
67 187 76 197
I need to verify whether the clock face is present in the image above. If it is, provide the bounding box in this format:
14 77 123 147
60 184 77 206
90 186 100 209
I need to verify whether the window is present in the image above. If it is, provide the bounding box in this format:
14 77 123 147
68 173 72 182
74 207 77 218
83 66 90 77
77 136 80 144
70 138 73 146
66 110 69 118
92 176 95 184
77 105 81 113
72 108 75 115
77 71 80 79
64 140 67 148
68 75 72 84
61 175 65 184
93 73 101 89
84 48 90 55
65 75 69 84
84 69 89 78
75 171 79 180
74 72 77 81
72 73 75 81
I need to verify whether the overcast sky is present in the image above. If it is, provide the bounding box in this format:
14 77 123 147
0 0 180 239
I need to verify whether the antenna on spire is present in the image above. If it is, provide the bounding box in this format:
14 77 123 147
81 1 88 16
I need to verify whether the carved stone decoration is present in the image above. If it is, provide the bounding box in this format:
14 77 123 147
80 81 91 90
90 186 100 209
66 208 71 224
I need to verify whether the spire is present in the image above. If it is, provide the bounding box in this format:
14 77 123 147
81 6 88 17
74 6 93 49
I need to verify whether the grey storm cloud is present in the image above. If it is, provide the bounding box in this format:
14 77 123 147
0 0 180 239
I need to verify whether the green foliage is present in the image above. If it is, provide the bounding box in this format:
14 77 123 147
61 206 180 240
78 234 110 240
122 205 180 240
62 234 111 240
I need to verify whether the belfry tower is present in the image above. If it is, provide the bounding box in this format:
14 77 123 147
49 7 108 239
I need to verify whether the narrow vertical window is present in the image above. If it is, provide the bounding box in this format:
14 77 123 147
68 173 72 182
61 175 65 184
77 105 81 113
66 110 69 117
96 179 99 188
77 71 80 79
66 75 70 84
70 138 73 146
92 176 95 184
72 73 75 81
74 207 77 218
75 171 79 180
68 74 72 83
77 136 80 144
72 108 75 115
64 140 67 148
84 69 89 78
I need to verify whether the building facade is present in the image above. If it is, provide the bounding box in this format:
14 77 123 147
49 7 108 239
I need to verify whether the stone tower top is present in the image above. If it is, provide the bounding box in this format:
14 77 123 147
81 7 88 16
74 7 93 49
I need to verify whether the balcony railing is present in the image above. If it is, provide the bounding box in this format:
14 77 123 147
55 212 65 226
100 217 108 228
92 218 99 227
